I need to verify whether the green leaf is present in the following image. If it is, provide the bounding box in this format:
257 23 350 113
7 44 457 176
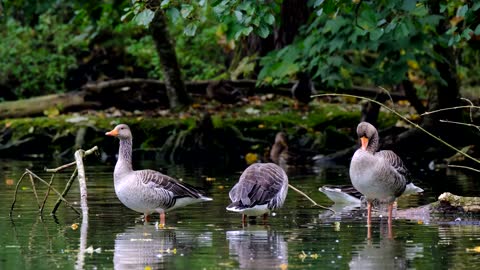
166 8 181 23
357 6 377 30
370 28 384 40
257 25 269 38
313 0 325 8
385 20 397 33
461 28 473 40
473 3 480 11
401 0 416 11
184 23 197 36
234 10 243 22
264 14 275 25
181 4 194 19
456 5 468 17
474 24 480 35
134 9 155 27
161 0 170 9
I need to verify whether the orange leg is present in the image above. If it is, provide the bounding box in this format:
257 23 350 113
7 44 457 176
144 213 150 223
387 203 393 239
367 201 372 239
262 213 268 224
160 212 166 226
242 214 247 224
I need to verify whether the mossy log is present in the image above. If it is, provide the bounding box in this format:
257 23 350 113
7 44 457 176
0 78 410 119
0 92 96 118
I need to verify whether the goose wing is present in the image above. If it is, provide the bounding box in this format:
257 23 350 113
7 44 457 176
376 150 412 184
136 169 203 199
229 164 286 208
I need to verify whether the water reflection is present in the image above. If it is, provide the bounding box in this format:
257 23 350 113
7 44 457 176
349 224 423 270
227 226 288 269
114 224 212 270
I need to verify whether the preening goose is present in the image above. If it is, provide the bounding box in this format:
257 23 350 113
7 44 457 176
349 122 413 235
106 124 212 225
227 163 288 223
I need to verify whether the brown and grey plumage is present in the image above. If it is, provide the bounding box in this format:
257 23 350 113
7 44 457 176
227 163 288 223
106 124 212 225
269 131 316 167
349 122 412 236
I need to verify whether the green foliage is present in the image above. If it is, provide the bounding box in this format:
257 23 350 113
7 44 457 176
210 0 280 39
258 0 480 91
123 8 227 80
0 15 86 98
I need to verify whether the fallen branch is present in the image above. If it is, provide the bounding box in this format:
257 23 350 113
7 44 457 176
9 146 99 218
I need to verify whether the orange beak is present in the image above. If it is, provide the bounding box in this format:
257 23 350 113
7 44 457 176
360 136 369 151
105 128 118 137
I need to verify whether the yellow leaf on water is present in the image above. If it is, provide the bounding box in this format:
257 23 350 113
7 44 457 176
245 153 259 165
466 246 480 253
279 263 288 270
71 223 79 230
144 266 152 270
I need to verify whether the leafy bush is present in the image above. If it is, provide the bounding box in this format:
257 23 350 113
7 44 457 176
0 14 87 98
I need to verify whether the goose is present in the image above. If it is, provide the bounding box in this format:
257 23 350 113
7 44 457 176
269 131 316 167
226 163 288 223
319 182 423 206
106 124 212 225
349 122 414 230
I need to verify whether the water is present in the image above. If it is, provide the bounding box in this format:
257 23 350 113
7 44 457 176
1 158 480 269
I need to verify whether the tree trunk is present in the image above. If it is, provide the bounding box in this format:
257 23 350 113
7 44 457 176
149 8 191 110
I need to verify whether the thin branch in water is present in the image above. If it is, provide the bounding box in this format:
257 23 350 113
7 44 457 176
448 164 480 173
28 173 41 210
45 161 76 173
10 172 29 218
25 169 80 215
52 168 78 215
288 184 336 213
313 93 480 165
40 174 56 216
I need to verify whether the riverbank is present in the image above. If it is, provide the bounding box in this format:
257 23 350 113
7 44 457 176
0 97 399 164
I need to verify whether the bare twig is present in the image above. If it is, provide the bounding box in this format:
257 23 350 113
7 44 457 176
288 184 336 213
25 169 80 215
448 165 480 173
439 119 480 132
40 174 56 215
28 173 41 209
420 105 480 117
10 172 29 217
51 168 78 215
313 93 480 165
44 161 76 173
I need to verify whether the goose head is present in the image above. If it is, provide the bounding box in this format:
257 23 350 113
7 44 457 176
356 122 379 152
106 124 132 140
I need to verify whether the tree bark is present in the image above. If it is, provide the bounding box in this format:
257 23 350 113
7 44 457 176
149 8 191 110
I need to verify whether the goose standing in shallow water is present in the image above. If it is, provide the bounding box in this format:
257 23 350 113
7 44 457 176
106 124 212 225
227 163 288 224
349 122 412 237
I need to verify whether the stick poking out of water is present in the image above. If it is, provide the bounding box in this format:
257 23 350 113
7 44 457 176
288 184 336 213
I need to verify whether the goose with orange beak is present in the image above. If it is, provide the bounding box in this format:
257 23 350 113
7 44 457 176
106 124 212 225
349 122 415 238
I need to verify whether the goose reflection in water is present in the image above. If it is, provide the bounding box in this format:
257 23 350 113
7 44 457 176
349 224 423 270
227 226 288 269
114 224 212 270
